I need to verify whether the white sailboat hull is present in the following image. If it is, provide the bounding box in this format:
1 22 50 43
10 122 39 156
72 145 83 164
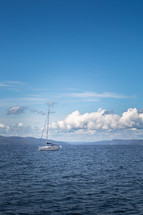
38 145 62 151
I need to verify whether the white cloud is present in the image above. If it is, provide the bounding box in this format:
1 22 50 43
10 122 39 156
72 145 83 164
18 122 23 127
0 122 40 137
0 81 23 87
0 123 9 133
51 108 143 134
0 95 50 107
7 106 28 115
64 91 132 100
0 123 5 128
22 95 47 103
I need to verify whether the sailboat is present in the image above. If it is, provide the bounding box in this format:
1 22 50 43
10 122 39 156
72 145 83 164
38 108 62 151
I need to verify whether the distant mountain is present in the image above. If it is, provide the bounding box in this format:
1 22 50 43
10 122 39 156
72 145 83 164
67 139 143 145
90 139 143 145
0 135 69 145
111 139 143 145
0 135 143 145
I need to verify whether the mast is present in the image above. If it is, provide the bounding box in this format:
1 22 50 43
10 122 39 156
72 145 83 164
46 107 50 143
40 102 54 145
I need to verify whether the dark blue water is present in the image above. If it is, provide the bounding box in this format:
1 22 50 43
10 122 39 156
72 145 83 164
1 143 143 214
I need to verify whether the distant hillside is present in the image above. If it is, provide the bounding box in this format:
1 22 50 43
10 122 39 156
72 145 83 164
0 135 143 145
0 135 69 145
68 139 143 145
90 139 143 145
110 139 143 145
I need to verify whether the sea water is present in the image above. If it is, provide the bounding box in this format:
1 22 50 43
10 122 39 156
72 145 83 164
0 143 143 214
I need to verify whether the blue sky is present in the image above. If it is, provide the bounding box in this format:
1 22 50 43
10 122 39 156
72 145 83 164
0 0 143 141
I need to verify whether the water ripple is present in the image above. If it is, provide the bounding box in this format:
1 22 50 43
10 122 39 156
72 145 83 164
0 144 143 214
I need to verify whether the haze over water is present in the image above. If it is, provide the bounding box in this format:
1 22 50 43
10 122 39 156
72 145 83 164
1 142 143 215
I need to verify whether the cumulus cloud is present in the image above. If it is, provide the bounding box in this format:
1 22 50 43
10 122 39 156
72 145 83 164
7 106 28 115
51 108 143 134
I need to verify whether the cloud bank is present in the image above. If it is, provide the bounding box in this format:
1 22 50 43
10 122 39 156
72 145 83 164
51 108 143 134
2 107 143 140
